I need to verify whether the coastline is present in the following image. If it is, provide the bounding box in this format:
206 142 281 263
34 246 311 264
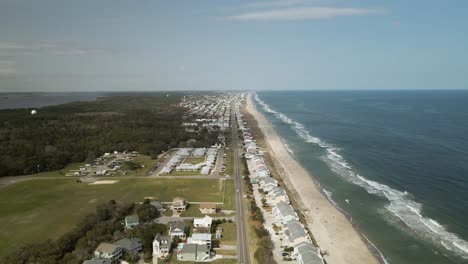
245 93 380 264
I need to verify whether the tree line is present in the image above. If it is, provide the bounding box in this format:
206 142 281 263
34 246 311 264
0 94 220 177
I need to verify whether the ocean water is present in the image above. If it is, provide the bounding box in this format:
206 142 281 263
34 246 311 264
0 92 104 109
254 90 468 264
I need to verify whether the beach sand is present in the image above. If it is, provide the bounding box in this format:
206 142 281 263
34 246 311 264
245 93 380 264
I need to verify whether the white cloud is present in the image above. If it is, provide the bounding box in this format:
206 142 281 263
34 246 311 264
227 6 382 21
247 0 310 8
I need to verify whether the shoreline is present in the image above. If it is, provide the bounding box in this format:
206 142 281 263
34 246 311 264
245 93 381 264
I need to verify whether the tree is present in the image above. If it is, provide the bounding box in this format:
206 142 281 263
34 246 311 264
136 204 159 222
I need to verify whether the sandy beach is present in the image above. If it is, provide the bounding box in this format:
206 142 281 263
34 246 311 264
245 93 380 264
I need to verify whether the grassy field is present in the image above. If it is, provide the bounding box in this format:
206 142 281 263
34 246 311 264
220 179 236 211
122 155 159 176
169 170 202 176
183 156 206 164
0 178 226 257
216 222 237 245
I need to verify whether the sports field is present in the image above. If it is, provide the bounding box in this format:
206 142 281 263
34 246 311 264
0 178 226 257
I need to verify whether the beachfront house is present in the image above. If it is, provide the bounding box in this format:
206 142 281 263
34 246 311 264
153 234 173 258
285 220 311 247
114 237 142 255
259 177 278 192
169 221 187 239
274 201 299 226
93 243 123 262
124 215 139 229
267 186 290 205
199 203 217 214
177 244 210 262
293 242 324 264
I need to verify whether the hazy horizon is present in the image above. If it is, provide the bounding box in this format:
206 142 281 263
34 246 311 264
1 0 467 92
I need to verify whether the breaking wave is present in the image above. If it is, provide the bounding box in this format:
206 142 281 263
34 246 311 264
254 93 468 260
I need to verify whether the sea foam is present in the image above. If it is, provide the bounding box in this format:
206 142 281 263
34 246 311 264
254 92 468 260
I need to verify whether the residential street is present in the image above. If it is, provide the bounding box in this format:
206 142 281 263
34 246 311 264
231 104 251 264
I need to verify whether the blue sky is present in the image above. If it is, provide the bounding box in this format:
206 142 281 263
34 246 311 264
0 0 467 92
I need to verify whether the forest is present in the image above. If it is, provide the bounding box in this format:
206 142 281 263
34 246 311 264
0 93 219 177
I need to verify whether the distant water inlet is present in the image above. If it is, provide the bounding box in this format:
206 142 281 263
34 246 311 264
254 92 468 261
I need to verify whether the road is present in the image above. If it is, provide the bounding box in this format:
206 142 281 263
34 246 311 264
231 103 251 264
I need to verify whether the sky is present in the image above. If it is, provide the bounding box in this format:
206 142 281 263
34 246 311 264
0 0 467 92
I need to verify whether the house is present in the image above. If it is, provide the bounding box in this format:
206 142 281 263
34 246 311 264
199 203 217 214
124 215 139 229
83 260 112 264
259 178 278 191
177 244 210 262
172 197 187 212
194 215 212 229
94 243 122 262
268 186 290 204
153 234 173 258
114 237 142 255
187 233 212 249
150 201 165 212
293 242 324 264
285 220 311 247
169 221 187 239
274 202 299 226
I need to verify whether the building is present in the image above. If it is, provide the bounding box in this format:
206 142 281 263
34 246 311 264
293 242 324 264
199 203 217 214
153 234 173 258
193 215 212 229
274 201 299 225
177 244 210 262
124 215 139 229
150 201 165 212
83 260 112 264
187 233 212 249
114 237 142 255
169 221 187 239
285 220 311 247
172 197 187 212
93 243 122 262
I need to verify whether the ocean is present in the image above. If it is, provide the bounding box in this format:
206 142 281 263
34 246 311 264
0 92 105 109
254 90 468 264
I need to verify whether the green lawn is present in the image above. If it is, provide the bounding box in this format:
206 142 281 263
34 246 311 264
179 203 205 217
220 179 236 211
183 156 205 165
121 155 159 176
216 222 237 245
0 178 226 257
169 170 202 176
23 162 85 177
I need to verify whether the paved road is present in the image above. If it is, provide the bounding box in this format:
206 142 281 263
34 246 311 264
231 103 251 264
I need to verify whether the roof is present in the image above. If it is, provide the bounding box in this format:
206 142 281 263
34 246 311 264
154 234 173 245
199 203 217 209
194 215 212 226
181 243 197 257
83 260 112 264
115 238 141 251
276 202 296 217
169 221 186 231
150 201 164 209
286 220 307 241
125 215 139 224
190 233 212 241
95 242 120 254
296 242 323 264
173 197 186 203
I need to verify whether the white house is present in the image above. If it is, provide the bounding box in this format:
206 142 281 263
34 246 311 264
268 186 290 204
169 221 187 239
124 215 139 229
177 244 210 262
94 243 122 262
153 234 173 258
259 178 278 191
187 233 212 249
193 215 212 229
